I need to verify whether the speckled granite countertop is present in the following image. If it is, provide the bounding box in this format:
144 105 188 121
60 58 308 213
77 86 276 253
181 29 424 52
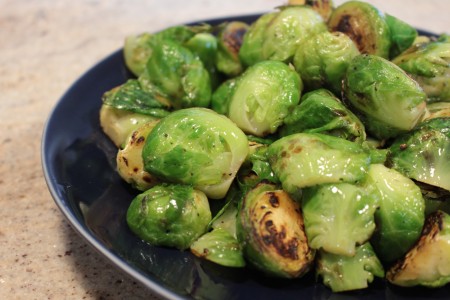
0 0 448 299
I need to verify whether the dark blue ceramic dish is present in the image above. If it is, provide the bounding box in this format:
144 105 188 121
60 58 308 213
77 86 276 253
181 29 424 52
42 14 449 300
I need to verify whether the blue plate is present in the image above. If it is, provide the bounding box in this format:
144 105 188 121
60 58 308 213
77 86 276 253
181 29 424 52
42 14 449 300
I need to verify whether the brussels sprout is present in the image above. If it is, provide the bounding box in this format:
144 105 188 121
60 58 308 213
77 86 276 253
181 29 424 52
344 54 427 140
302 182 379 256
237 182 315 278
99 104 158 148
228 60 302 137
267 133 372 194
102 79 171 117
238 12 278 67
422 102 450 121
142 108 249 199
240 7 326 65
387 210 450 288
190 228 245 268
328 1 391 59
145 40 211 109
216 21 249 77
210 78 238 115
316 243 384 292
240 140 279 185
116 120 161 191
185 32 220 88
385 14 418 59
288 0 335 21
364 164 425 264
123 25 211 77
280 89 366 143
392 40 450 103
293 31 360 94
387 117 450 192
127 184 211 250
262 6 327 62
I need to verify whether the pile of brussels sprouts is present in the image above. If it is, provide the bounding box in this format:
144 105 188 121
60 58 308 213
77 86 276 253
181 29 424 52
99 0 450 293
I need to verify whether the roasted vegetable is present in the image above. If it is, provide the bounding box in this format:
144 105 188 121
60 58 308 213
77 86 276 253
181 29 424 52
116 120 160 191
393 39 450 103
344 54 427 140
216 21 249 77
328 1 391 58
127 184 211 250
288 0 335 21
293 31 360 94
237 182 315 278
385 14 418 59
267 133 372 194
280 89 366 143
142 108 248 199
317 243 384 292
387 210 450 288
364 164 425 264
228 60 302 137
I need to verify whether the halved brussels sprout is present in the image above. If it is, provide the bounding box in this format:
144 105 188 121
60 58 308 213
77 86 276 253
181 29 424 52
127 184 211 250
328 1 391 58
280 89 366 143
99 104 158 148
267 133 372 194
237 182 315 278
142 108 248 199
302 182 379 256
364 164 425 264
228 60 302 137
392 40 450 103
316 243 384 292
344 54 427 140
293 31 360 94
387 210 450 288
116 120 160 191
145 40 211 109
387 117 450 192
216 21 249 77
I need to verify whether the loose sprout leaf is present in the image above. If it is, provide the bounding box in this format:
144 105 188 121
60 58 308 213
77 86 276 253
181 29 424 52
102 79 170 118
302 182 379 256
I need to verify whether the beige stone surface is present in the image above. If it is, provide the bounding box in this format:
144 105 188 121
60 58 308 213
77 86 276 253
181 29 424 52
0 0 448 299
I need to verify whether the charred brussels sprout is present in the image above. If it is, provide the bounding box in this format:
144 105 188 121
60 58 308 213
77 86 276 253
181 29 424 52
288 0 335 21
293 31 360 94
392 39 450 103
317 243 384 292
237 182 314 278
364 164 425 264
127 184 211 250
190 228 245 268
116 120 160 191
302 183 379 256
142 108 248 199
216 21 249 77
387 210 450 288
239 7 326 65
145 40 211 109
387 117 450 192
228 60 302 137
280 89 366 143
344 54 427 140
267 133 372 194
328 1 391 58
99 104 158 148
